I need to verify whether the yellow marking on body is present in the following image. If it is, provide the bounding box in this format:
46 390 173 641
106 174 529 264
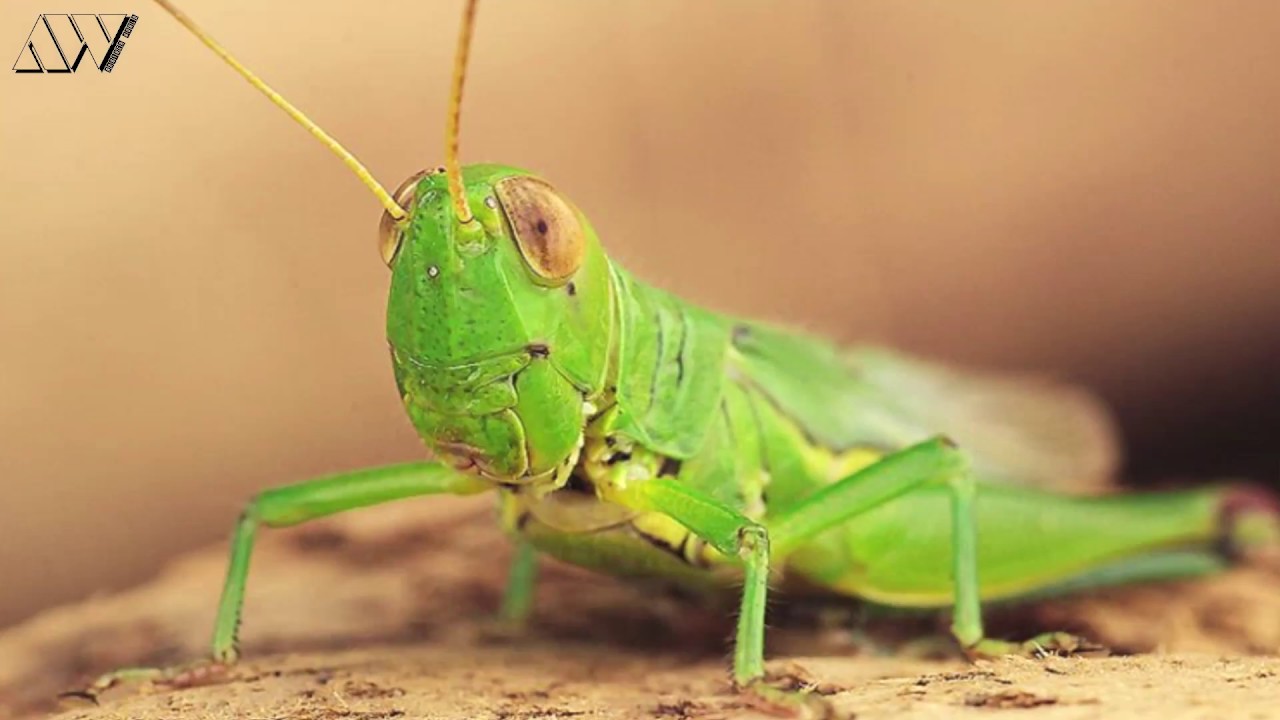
630 513 690 553
828 447 884 481
630 512 724 568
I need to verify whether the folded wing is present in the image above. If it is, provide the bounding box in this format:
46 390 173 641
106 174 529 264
730 323 1120 492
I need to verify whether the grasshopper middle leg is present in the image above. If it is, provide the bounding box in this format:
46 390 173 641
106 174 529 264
498 539 539 626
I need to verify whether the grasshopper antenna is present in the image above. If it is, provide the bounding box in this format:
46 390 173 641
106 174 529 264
150 0 408 223
444 0 479 224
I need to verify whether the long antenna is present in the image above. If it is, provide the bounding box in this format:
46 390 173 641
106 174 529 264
444 0 479 224
151 0 408 223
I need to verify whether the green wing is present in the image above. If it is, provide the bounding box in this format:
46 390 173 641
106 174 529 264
729 322 1120 491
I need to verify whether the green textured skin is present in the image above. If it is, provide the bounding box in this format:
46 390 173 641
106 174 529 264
386 163 1233 607
389 165 612 481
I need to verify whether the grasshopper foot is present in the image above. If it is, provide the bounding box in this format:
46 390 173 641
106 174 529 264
60 660 231 705
966 631 1108 660
737 666 847 720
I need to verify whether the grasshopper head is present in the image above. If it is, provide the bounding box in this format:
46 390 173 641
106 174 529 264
380 164 612 485
150 0 607 485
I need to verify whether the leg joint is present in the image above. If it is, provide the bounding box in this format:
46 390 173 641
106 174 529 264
736 524 769 560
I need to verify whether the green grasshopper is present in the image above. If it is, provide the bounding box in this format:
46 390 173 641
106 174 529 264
84 0 1279 712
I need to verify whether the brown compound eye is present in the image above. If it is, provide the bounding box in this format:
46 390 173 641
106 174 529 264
378 170 428 266
494 176 585 285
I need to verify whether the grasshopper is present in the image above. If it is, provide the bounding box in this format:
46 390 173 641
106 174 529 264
82 0 1280 713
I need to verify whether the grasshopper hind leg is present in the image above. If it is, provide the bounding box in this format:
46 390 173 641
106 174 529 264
770 440 1280 664
957 483 1280 658
942 468 1104 658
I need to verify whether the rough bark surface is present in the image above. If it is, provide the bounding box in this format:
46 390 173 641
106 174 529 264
3 496 1279 720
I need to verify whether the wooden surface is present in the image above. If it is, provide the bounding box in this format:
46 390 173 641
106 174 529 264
3 497 1280 719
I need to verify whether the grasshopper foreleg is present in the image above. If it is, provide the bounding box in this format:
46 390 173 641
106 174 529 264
75 461 486 699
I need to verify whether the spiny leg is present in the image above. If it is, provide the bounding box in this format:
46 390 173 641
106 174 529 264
618 478 834 715
76 461 485 698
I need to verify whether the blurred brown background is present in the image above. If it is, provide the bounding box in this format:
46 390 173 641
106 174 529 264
2 0 1278 628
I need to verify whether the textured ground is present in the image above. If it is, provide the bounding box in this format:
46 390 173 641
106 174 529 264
3 496 1280 720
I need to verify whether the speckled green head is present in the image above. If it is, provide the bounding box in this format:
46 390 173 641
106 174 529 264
362 0 615 483
160 0 615 484
376 164 612 483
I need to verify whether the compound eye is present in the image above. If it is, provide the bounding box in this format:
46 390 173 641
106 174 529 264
494 176 585 285
378 170 427 266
